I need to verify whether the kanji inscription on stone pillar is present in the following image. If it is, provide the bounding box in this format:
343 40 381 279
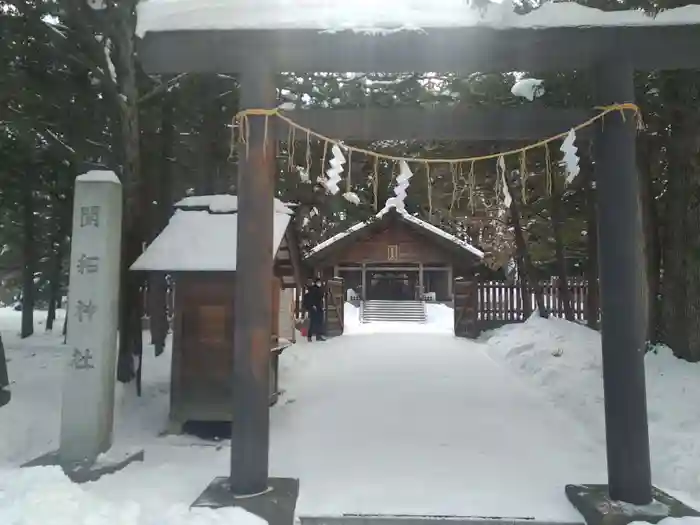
59 171 122 466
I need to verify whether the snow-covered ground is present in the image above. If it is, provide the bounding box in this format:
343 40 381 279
1 305 700 524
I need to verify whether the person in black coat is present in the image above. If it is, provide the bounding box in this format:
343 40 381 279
303 278 326 342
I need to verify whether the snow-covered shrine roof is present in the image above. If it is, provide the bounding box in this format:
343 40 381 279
305 204 484 261
136 0 700 36
130 194 293 272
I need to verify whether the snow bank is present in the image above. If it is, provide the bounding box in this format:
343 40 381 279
344 302 361 329
484 316 700 503
0 466 268 525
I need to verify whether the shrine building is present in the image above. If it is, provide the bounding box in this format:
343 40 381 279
305 204 484 303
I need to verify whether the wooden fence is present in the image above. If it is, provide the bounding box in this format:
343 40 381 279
477 279 590 324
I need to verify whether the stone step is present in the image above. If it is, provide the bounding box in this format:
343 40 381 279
363 308 426 314
362 317 427 324
364 301 425 304
300 515 583 525
364 312 425 319
363 304 424 311
363 311 426 317
362 300 427 323
363 310 426 314
364 300 424 305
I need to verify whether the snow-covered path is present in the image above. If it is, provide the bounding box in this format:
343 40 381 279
270 333 606 521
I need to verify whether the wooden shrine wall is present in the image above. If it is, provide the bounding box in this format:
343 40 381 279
169 272 281 426
332 222 454 265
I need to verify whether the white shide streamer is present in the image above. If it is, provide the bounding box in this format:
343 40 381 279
560 129 580 185
321 145 345 195
385 160 414 210
498 155 512 209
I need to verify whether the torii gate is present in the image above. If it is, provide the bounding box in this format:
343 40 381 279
137 3 700 524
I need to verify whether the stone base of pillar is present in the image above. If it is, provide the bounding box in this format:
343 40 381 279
192 476 299 525
566 484 700 525
22 448 144 483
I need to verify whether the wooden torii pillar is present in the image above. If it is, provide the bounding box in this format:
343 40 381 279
587 62 652 504
231 61 277 496
191 58 300 521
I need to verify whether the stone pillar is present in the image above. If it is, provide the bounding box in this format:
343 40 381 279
593 62 652 504
59 171 122 466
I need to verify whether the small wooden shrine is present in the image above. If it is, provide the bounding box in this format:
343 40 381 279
131 194 302 432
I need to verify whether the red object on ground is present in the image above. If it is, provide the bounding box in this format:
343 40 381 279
295 317 309 337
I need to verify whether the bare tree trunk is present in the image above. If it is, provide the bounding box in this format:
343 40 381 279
148 90 176 356
582 157 600 329
111 2 145 385
549 172 574 321
684 196 700 362
637 135 662 343
46 194 70 332
45 243 62 332
517 255 532 318
0 333 9 407
21 171 35 339
504 173 547 317
197 76 226 194
659 72 700 362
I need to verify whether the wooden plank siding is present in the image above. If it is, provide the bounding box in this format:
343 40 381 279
333 222 454 265
168 273 285 429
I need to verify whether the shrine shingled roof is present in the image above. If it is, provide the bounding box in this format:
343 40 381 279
305 204 484 263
